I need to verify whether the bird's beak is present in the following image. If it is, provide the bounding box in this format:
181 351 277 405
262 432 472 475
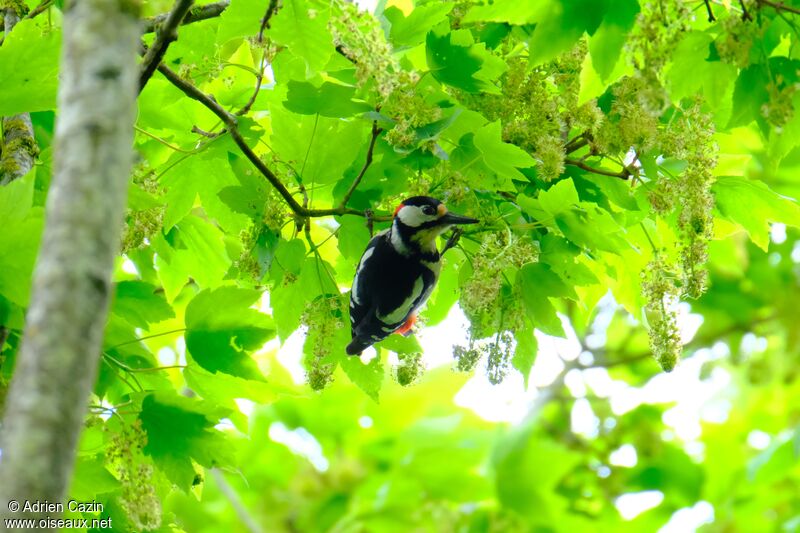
439 211 479 225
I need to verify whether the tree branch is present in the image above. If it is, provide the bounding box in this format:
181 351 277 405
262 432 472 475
142 0 229 34
139 0 194 92
257 0 279 43
156 63 386 220
565 158 631 180
0 5 39 185
756 0 800 15
339 121 381 209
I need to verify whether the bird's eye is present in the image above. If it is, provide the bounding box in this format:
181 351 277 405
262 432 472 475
422 205 435 216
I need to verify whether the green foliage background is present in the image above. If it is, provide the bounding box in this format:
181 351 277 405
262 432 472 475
1 0 800 530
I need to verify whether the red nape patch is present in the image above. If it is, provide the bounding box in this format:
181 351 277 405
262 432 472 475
394 203 404 217
395 313 417 336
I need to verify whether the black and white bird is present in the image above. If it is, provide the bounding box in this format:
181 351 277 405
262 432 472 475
346 196 478 355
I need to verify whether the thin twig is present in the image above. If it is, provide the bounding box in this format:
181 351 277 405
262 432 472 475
107 328 187 350
142 0 229 34
741 0 754 19
192 125 226 138
564 132 589 154
156 63 391 221
565 158 631 180
703 0 716 20
236 49 267 116
140 0 195 92
237 0 279 115
258 0 279 43
339 121 382 209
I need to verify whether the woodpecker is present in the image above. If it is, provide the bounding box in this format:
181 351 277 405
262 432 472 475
346 196 478 356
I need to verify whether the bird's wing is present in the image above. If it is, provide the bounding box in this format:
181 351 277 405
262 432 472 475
349 231 385 334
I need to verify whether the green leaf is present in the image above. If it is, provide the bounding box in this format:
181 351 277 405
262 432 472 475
540 234 599 287
538 178 581 216
0 21 60 115
139 392 235 491
161 152 248 233
728 65 770 128
219 152 271 220
423 251 462 326
385 3 454 47
70 457 121 501
284 81 371 118
526 0 606 66
556 204 631 254
472 121 537 185
494 428 582 521
154 215 231 301
274 238 308 276
185 287 275 380
0 172 34 225
713 176 800 250
216 0 264 44
748 434 797 484
588 0 639 80
464 0 606 66
339 354 385 402
112 281 175 329
270 108 364 186
0 210 43 306
337 217 371 260
271 280 306 342
426 28 507 94
517 263 574 337
512 325 538 387
462 0 542 25
270 0 335 73
184 365 299 430
377 334 423 354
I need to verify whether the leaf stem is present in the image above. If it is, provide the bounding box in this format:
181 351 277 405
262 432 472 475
108 328 187 350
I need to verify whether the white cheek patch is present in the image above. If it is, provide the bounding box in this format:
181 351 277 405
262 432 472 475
397 205 437 227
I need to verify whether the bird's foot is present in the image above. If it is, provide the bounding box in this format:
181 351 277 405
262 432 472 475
442 227 465 254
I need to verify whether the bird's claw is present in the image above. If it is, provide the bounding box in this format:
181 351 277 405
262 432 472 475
443 227 464 254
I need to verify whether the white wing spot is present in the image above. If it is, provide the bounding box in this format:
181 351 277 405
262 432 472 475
351 246 376 305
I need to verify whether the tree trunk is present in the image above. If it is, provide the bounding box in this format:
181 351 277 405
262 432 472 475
0 8 37 186
0 0 140 528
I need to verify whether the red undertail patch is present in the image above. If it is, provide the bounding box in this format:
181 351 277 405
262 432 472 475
395 313 417 336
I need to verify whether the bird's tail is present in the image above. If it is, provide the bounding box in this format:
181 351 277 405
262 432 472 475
346 337 372 356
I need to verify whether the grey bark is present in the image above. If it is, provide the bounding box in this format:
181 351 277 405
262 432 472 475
0 0 140 528
0 9 37 186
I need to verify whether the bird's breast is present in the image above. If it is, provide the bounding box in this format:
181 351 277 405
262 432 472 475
421 258 442 280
